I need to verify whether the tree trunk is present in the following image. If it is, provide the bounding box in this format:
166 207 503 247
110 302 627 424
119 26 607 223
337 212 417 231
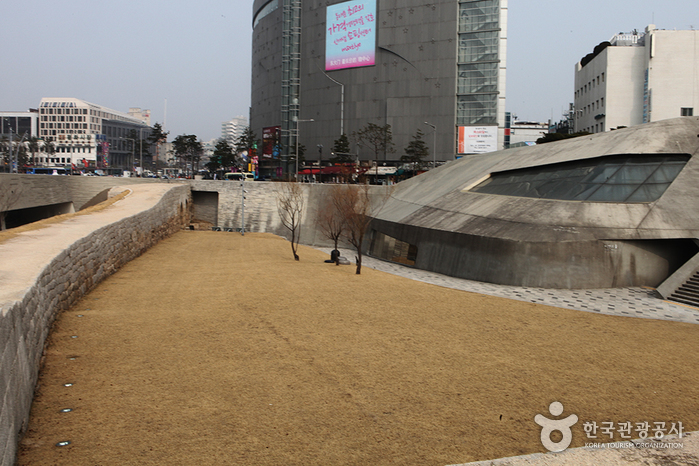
355 252 362 274
291 232 299 261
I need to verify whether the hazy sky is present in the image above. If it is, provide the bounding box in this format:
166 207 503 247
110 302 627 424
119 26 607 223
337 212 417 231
2 1 696 141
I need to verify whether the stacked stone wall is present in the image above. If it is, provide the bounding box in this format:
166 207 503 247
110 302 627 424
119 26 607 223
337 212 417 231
0 185 190 466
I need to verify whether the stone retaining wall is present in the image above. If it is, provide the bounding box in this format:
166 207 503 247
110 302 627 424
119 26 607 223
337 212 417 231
188 180 390 250
0 184 190 466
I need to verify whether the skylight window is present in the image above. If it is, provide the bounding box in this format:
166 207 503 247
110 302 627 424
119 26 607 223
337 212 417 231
469 154 689 203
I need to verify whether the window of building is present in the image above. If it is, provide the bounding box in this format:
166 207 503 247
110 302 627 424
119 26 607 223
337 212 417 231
469 154 689 203
459 0 499 33
369 232 418 266
457 94 498 126
681 108 694 116
457 62 498 94
457 31 499 63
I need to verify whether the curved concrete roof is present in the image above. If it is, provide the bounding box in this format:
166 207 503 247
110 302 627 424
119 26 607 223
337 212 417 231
377 117 699 243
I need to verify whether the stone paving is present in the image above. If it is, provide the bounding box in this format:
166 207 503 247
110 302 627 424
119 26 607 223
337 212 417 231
320 248 699 325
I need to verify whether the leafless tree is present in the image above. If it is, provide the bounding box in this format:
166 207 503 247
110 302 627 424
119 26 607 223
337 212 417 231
334 183 391 274
316 185 345 263
276 182 305 261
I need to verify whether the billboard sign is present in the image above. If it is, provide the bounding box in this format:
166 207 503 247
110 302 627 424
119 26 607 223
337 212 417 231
458 126 498 154
326 0 376 71
262 126 281 158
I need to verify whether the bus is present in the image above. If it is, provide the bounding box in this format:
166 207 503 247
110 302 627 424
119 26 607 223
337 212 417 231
25 167 71 175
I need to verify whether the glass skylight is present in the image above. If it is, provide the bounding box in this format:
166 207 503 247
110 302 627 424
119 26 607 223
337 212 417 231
470 154 689 203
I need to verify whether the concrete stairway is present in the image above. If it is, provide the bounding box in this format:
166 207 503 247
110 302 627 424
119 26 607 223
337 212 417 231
658 243 699 308
667 271 699 307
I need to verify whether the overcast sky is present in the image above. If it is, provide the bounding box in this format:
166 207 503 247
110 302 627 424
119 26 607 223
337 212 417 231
2 0 696 141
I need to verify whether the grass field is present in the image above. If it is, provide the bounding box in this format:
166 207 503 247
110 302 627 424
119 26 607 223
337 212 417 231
18 231 699 465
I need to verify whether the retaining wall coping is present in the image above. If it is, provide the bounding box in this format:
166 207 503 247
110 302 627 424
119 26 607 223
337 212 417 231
0 185 179 312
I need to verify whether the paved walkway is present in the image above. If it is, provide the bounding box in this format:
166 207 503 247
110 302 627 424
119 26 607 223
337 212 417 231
321 248 699 325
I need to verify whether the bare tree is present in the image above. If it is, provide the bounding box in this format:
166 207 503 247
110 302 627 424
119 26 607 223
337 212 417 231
276 182 305 261
334 184 391 274
316 185 345 263
352 123 395 177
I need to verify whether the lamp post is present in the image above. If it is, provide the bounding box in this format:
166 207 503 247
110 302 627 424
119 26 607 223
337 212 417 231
241 178 248 236
294 118 314 181
320 69 344 136
424 121 436 169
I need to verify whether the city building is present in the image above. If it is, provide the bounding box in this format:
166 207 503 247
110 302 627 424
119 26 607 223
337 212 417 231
128 108 152 126
0 110 39 139
221 116 248 146
505 118 549 148
38 98 152 172
574 25 699 133
250 0 507 176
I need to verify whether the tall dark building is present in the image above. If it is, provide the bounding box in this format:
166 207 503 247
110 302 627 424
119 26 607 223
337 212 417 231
250 0 507 172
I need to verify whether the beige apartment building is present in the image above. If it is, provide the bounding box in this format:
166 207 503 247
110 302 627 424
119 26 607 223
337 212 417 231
574 25 699 133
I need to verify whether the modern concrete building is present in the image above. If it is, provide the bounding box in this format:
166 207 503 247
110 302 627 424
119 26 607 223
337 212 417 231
368 117 699 292
0 110 39 139
38 98 152 172
250 0 507 174
221 115 248 146
574 25 699 133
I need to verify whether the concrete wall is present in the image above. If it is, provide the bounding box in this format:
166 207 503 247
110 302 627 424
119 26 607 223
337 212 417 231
370 217 697 288
0 184 190 466
188 180 390 251
0 173 182 214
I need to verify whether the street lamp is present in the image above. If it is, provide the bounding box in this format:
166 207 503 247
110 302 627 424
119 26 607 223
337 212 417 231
320 68 344 136
424 122 436 169
294 117 314 181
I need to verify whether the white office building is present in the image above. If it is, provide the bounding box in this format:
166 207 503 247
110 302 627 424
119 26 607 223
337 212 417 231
574 25 699 133
38 97 151 171
221 116 248 146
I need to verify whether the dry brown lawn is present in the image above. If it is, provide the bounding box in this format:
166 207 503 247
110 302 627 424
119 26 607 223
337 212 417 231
17 231 699 465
